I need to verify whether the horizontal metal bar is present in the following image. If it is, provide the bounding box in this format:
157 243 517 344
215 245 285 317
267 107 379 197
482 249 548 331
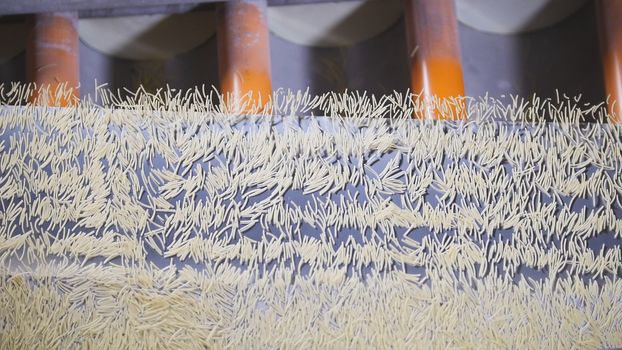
0 0 360 17
79 3 215 18
0 0 217 16
268 0 358 5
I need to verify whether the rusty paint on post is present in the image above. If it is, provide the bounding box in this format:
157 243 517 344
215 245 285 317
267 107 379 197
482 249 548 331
26 12 80 106
597 0 622 123
218 0 272 113
403 0 465 119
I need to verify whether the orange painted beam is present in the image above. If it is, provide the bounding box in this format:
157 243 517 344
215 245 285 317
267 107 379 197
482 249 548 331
26 12 80 106
218 0 272 113
403 0 465 119
597 0 622 123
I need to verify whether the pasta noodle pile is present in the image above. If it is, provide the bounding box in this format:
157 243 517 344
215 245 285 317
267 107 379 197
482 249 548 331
0 83 621 349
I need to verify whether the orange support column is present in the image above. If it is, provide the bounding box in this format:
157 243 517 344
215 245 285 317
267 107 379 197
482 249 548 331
403 0 465 119
26 12 80 106
218 0 272 113
597 0 622 123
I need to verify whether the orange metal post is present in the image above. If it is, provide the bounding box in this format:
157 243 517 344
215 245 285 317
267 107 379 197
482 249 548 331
597 0 622 123
403 0 465 119
26 12 80 106
218 0 272 112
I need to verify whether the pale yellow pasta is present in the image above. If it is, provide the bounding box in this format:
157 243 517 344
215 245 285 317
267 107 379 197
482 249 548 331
0 84 620 349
